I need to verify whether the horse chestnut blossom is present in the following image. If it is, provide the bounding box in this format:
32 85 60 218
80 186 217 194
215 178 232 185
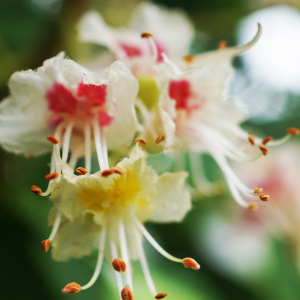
0 52 139 195
33 137 197 299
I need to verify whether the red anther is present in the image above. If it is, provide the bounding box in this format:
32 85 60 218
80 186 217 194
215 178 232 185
111 166 126 175
112 258 127 273
248 133 255 146
155 293 167 299
41 239 51 253
259 146 268 156
133 138 147 146
260 193 270 202
45 172 59 180
262 136 273 145
102 169 114 177
121 284 134 300
76 167 88 175
47 135 59 144
247 202 258 212
182 258 200 270
61 282 81 294
218 40 227 49
141 32 152 38
183 54 195 63
31 185 42 195
254 187 263 194
155 135 165 144
287 127 300 135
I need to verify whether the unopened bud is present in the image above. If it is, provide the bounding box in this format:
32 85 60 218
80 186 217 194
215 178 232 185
76 167 88 175
254 187 263 194
262 136 273 145
61 282 81 294
218 40 227 49
111 166 126 175
134 138 147 146
31 185 42 195
121 284 134 300
141 32 152 38
248 133 255 146
259 146 268 156
182 257 200 270
247 202 258 212
41 239 51 253
287 127 300 135
112 258 127 273
45 172 59 180
155 293 167 299
155 135 165 144
47 135 59 144
183 54 195 63
102 169 114 177
260 193 270 202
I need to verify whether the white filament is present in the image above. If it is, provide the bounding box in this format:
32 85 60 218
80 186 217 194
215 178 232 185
110 240 123 300
93 118 106 172
49 211 62 241
62 121 74 162
84 125 91 173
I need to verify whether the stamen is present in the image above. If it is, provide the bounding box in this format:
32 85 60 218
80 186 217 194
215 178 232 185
155 294 167 299
121 285 134 300
112 258 127 274
260 193 270 201
134 138 147 146
41 239 51 253
155 135 165 144
93 118 106 172
45 172 59 181
287 127 300 135
254 187 263 194
61 282 81 294
218 40 227 49
102 169 114 177
141 31 158 62
259 146 268 156
47 135 59 144
183 54 195 63
31 185 42 195
247 202 258 212
111 166 126 175
84 125 91 173
101 128 110 170
62 121 74 162
182 258 200 270
248 133 255 146
262 136 273 145
48 211 62 243
141 32 153 38
76 167 88 175
110 240 124 296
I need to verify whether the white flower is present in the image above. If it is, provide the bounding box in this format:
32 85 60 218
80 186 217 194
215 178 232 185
35 140 197 299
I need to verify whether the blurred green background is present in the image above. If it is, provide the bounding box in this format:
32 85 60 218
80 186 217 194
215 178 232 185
1 0 300 299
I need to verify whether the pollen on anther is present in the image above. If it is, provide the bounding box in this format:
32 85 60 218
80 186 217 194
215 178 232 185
287 127 300 135
182 258 200 270
41 239 51 253
260 193 270 202
141 31 153 38
112 258 127 273
61 282 81 294
183 54 195 63
155 293 167 299
76 167 88 175
254 187 263 194
121 284 134 300
31 185 42 195
247 202 258 212
155 135 165 143
47 135 59 144
248 133 255 145
262 136 273 145
102 169 114 177
111 166 126 175
259 146 268 156
218 40 227 49
45 172 59 180
134 138 147 146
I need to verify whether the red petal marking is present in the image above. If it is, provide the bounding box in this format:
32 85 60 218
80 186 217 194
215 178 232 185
48 115 63 129
119 42 143 57
77 82 107 106
98 109 114 127
46 83 77 114
168 80 191 110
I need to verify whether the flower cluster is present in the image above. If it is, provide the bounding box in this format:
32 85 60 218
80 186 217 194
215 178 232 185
0 2 299 300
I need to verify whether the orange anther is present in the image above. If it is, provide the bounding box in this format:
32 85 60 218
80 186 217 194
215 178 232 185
182 258 200 270
111 166 126 175
121 284 134 300
248 133 255 146
133 138 147 146
262 136 273 145
61 282 81 294
260 193 270 202
45 172 59 180
218 40 227 49
47 135 59 144
287 127 300 135
102 169 114 177
141 32 152 38
183 54 195 63
76 167 88 175
155 135 165 144
259 146 268 156
247 202 258 212
31 185 42 195
254 187 263 194
155 293 167 299
41 239 51 253
112 258 127 273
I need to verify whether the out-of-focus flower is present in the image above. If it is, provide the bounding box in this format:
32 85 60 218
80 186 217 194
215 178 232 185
0 52 139 195
34 139 196 299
